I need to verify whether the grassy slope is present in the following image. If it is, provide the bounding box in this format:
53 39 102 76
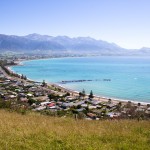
0 110 149 150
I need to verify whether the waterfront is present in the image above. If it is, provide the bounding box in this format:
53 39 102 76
0 57 150 122
11 56 150 103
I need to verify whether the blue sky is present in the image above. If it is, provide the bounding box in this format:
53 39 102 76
0 0 150 49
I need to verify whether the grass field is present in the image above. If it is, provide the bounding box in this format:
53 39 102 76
0 110 149 150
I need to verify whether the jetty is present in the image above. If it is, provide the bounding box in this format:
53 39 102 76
60 79 111 84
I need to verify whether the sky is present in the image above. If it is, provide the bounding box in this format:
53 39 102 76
0 0 150 49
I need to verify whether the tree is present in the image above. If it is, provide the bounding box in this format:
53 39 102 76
79 89 86 99
42 80 46 87
116 102 122 112
28 98 36 105
126 101 132 108
108 99 112 104
48 94 56 100
82 89 85 96
79 92 82 97
82 89 86 98
21 74 24 79
89 90 94 99
76 105 82 109
66 92 70 96
138 103 141 107
0 99 11 108
24 75 27 80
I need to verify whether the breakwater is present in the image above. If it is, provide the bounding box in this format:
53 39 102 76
60 79 111 84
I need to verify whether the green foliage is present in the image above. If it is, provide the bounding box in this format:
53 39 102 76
16 107 27 115
76 105 82 109
28 98 36 105
82 89 85 97
77 112 85 119
79 92 82 97
0 99 11 108
57 110 66 117
21 74 27 80
48 94 57 100
66 92 70 96
89 90 94 99
42 80 46 87
79 89 86 98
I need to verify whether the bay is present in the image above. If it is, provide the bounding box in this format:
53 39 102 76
11 56 150 103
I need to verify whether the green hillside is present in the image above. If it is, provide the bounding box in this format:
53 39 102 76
0 110 149 150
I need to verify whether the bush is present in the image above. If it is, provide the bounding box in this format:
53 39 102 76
57 110 66 117
0 99 11 109
28 98 36 105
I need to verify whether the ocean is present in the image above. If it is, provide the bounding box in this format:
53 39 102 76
11 56 150 103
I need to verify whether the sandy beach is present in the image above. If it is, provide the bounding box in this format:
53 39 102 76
50 83 150 105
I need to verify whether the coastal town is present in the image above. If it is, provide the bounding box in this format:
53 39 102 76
0 56 150 120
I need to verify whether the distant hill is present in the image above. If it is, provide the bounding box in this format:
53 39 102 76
0 34 65 53
0 33 150 55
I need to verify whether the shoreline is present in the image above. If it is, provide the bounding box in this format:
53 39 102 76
50 83 150 105
8 58 150 106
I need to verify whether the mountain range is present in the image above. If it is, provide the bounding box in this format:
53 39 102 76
0 33 149 55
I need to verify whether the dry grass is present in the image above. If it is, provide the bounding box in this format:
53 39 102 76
0 110 149 150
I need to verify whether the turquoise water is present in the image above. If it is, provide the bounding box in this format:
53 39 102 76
11 56 150 103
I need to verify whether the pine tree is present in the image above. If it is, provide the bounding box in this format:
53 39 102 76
42 80 46 87
82 89 86 98
89 90 94 99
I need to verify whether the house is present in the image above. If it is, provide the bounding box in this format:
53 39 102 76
74 100 85 106
62 102 75 108
145 107 150 115
107 112 121 119
47 102 55 107
9 95 17 99
27 93 33 97
135 106 145 112
18 93 26 98
20 97 28 102
106 104 116 109
75 108 85 112
40 101 51 106
48 106 57 109
91 109 102 116
81 104 88 108
90 100 101 105
87 113 97 119
34 106 46 111
88 105 97 109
